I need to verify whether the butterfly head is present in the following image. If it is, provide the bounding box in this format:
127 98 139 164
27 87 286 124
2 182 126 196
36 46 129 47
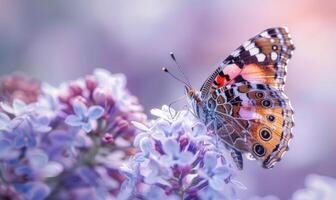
184 85 200 100
185 86 201 103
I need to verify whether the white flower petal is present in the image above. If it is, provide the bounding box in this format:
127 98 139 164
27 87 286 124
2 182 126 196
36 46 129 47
139 137 154 155
131 121 150 132
13 99 27 113
162 139 179 157
0 102 15 115
209 176 226 191
204 151 218 169
177 151 194 165
40 162 64 178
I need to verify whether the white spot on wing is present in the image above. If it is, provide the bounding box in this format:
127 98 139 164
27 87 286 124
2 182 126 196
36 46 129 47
249 47 259 56
231 49 240 57
243 40 251 48
245 43 255 51
261 32 270 38
256 54 266 62
271 52 277 60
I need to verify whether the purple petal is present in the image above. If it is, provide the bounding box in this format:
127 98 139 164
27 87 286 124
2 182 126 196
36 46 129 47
29 152 48 168
134 132 149 147
143 160 161 184
33 116 51 132
139 137 154 155
87 105 104 120
213 166 230 178
81 122 93 133
15 166 33 178
204 152 218 170
65 115 82 126
162 139 179 157
0 139 12 157
34 124 51 133
0 113 11 131
26 182 51 200
133 153 146 163
209 176 226 191
178 151 194 165
73 99 87 119
193 122 207 136
27 135 37 148
14 136 25 148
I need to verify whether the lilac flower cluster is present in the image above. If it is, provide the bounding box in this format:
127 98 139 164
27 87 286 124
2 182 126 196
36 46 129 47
119 105 245 200
251 174 336 200
0 69 146 200
291 174 336 200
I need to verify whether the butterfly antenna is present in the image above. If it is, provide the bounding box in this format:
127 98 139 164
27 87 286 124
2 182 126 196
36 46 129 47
170 52 192 87
162 67 191 87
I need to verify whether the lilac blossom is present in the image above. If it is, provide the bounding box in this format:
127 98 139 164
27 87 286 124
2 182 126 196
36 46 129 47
65 99 104 132
250 174 336 200
120 105 244 200
0 69 146 200
0 73 41 105
292 174 336 200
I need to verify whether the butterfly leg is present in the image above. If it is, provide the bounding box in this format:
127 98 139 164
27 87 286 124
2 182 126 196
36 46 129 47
213 120 220 148
204 121 220 147
231 149 243 170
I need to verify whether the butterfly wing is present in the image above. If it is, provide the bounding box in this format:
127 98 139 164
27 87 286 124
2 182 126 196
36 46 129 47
201 27 294 99
211 82 294 168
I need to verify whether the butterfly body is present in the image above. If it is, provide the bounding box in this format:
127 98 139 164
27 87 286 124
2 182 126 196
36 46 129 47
186 27 295 169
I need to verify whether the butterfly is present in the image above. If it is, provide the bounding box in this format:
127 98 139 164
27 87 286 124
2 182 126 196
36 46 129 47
185 27 295 169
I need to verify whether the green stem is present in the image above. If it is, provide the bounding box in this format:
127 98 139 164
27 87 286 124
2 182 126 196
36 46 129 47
0 170 7 184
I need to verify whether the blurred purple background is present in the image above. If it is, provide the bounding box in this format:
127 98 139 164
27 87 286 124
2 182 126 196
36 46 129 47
0 1 335 199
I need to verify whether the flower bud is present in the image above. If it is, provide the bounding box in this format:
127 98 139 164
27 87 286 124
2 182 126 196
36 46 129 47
85 75 97 91
93 88 107 106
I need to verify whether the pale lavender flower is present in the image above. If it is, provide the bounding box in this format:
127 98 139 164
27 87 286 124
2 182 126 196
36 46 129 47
0 112 14 131
15 182 51 200
0 185 24 200
65 99 104 133
250 174 336 200
0 99 34 116
249 196 280 200
292 174 336 200
0 73 41 105
120 105 243 200
0 69 146 200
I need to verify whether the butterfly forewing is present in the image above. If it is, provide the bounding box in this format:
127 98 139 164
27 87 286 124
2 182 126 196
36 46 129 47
201 27 295 99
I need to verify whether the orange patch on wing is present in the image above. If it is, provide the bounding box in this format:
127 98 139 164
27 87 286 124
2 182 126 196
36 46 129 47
241 64 267 82
240 64 276 86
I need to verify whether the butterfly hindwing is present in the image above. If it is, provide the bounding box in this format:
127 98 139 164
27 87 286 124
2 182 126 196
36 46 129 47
201 27 294 99
210 82 294 168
